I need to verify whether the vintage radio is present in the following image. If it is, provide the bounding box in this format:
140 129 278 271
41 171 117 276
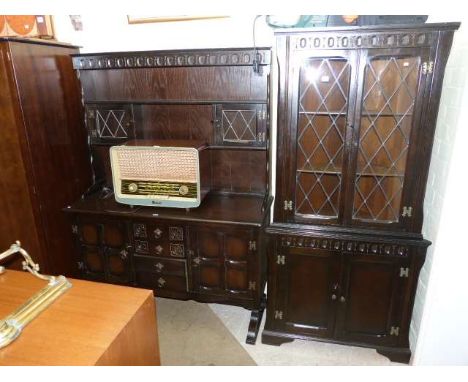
110 140 210 208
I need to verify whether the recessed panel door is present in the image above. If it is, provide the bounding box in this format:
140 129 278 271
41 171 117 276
334 253 408 346
274 247 341 339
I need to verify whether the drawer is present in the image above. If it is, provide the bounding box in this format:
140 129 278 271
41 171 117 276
135 272 188 293
134 255 186 277
134 240 186 258
132 222 185 242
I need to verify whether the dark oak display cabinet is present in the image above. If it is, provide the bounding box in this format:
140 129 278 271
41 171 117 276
263 23 459 363
65 48 271 344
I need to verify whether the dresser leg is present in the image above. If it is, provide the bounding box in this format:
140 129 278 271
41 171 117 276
376 348 411 364
261 331 295 346
245 293 267 345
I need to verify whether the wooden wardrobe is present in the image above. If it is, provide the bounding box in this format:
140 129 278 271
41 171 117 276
0 37 92 275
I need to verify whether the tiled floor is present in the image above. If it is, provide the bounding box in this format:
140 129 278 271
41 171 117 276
209 303 401 366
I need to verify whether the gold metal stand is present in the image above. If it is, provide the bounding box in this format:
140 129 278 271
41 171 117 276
0 241 72 348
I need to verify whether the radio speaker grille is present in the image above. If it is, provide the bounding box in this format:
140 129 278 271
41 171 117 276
116 148 198 183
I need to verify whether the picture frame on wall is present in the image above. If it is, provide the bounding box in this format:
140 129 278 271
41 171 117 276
0 15 54 38
127 16 228 24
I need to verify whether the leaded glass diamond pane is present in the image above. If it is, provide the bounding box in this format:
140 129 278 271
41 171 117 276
353 56 419 223
295 58 350 218
96 109 128 138
222 110 257 142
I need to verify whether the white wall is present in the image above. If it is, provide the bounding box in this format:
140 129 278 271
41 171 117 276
409 18 468 365
54 14 468 364
52 15 274 52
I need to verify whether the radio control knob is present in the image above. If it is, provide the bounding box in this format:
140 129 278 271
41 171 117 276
128 183 138 193
179 185 189 196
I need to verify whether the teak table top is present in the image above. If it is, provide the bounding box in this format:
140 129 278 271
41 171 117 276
0 270 160 365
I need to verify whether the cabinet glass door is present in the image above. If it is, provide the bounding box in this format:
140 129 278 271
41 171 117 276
351 49 429 227
293 52 357 223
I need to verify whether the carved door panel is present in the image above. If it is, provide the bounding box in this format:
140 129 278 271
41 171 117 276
189 226 255 297
85 104 135 144
214 104 267 147
75 218 132 284
334 253 408 346
79 245 106 281
273 247 340 338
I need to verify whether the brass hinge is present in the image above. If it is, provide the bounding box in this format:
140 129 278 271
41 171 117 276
257 132 266 142
283 200 293 211
390 326 400 336
274 310 283 320
248 281 256 291
400 267 410 278
422 61 434 75
249 240 257 251
77 261 84 270
119 249 128 260
402 206 413 217
277 255 285 265
258 109 267 120
71 225 78 234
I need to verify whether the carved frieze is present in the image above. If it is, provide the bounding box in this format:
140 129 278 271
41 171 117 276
280 235 408 257
73 49 271 70
292 31 434 50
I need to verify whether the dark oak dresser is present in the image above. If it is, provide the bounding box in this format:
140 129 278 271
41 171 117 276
0 37 92 275
64 48 271 343
262 23 459 363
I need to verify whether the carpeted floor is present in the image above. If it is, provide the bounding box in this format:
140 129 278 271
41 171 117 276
156 298 256 365
155 297 401 366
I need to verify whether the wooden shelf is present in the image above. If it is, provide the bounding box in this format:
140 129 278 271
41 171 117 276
297 164 342 175
299 111 347 116
356 165 405 177
65 192 269 227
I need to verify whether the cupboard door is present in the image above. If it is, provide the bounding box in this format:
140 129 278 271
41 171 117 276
85 104 135 144
335 254 408 346
214 104 267 147
189 226 255 298
349 48 430 229
280 50 359 224
274 247 340 339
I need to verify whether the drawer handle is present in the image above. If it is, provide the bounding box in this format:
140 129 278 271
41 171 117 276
154 228 163 239
155 245 163 255
155 262 164 272
331 294 337 301
157 277 166 288
340 296 346 303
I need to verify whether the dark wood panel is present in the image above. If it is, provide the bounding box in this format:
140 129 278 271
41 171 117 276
0 43 53 271
210 149 267 193
282 248 340 338
135 104 214 143
334 254 406 346
79 66 268 102
66 193 267 227
7 41 93 275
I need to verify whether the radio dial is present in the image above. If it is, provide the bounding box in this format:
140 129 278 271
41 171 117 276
128 183 138 193
179 185 189 195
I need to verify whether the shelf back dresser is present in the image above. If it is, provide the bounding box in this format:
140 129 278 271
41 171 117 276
262 23 460 363
65 47 272 344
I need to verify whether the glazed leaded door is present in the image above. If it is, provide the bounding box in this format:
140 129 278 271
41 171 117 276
349 48 430 229
286 51 358 224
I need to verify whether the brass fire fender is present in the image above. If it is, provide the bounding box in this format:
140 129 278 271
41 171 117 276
0 241 72 349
